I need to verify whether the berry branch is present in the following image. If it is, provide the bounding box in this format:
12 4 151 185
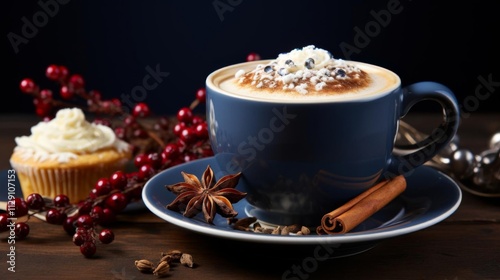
4 63 219 257
4 53 261 258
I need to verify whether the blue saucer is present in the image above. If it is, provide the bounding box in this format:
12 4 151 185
142 157 461 246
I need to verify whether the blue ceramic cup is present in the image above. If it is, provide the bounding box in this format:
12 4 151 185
206 60 459 226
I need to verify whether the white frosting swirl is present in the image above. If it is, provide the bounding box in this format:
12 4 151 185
275 45 333 71
14 108 130 162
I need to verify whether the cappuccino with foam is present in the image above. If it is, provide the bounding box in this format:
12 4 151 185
215 45 400 102
206 45 460 226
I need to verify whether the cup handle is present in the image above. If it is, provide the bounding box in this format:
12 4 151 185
385 81 460 177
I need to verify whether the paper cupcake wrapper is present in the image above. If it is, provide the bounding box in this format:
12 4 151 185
13 161 126 204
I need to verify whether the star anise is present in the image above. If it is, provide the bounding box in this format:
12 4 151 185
165 165 247 224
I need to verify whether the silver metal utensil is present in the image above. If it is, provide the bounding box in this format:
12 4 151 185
396 121 500 198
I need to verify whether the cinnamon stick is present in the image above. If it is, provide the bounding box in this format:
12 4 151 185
319 175 407 234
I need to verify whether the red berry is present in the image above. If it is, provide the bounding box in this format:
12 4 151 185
58 65 69 80
100 208 116 225
132 103 150 118
168 157 185 168
177 107 193 123
46 208 65 225
93 118 111 127
80 241 96 258
133 128 149 139
134 153 150 168
39 89 53 100
110 98 121 108
94 178 112 196
73 232 86 246
162 143 181 160
200 147 214 157
14 222 30 239
183 152 198 163
20 78 36 93
78 201 93 215
180 127 196 144
90 206 104 224
75 226 88 236
191 115 204 125
69 74 85 89
194 122 209 139
124 115 136 127
99 100 114 112
45 64 61 80
109 171 128 190
60 85 74 99
161 153 169 165
176 138 187 148
196 88 206 103
26 193 45 210
63 215 78 235
87 98 96 108
246 52 261 61
99 229 114 244
114 127 126 139
173 122 186 136
10 198 29 217
76 214 94 228
87 90 101 101
0 214 9 232
147 153 162 169
33 98 52 117
138 164 155 181
36 108 52 118
126 171 137 180
54 194 70 207
89 188 98 200
155 117 169 130
105 193 128 213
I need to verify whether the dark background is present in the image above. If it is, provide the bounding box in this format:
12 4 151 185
2 0 499 117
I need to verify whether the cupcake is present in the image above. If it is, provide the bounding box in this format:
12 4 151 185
9 108 132 203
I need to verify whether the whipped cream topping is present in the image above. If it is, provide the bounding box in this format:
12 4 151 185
14 108 130 163
235 45 370 95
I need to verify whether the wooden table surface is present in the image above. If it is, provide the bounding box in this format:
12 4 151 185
1 113 499 280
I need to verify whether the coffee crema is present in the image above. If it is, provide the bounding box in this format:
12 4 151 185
213 45 400 102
